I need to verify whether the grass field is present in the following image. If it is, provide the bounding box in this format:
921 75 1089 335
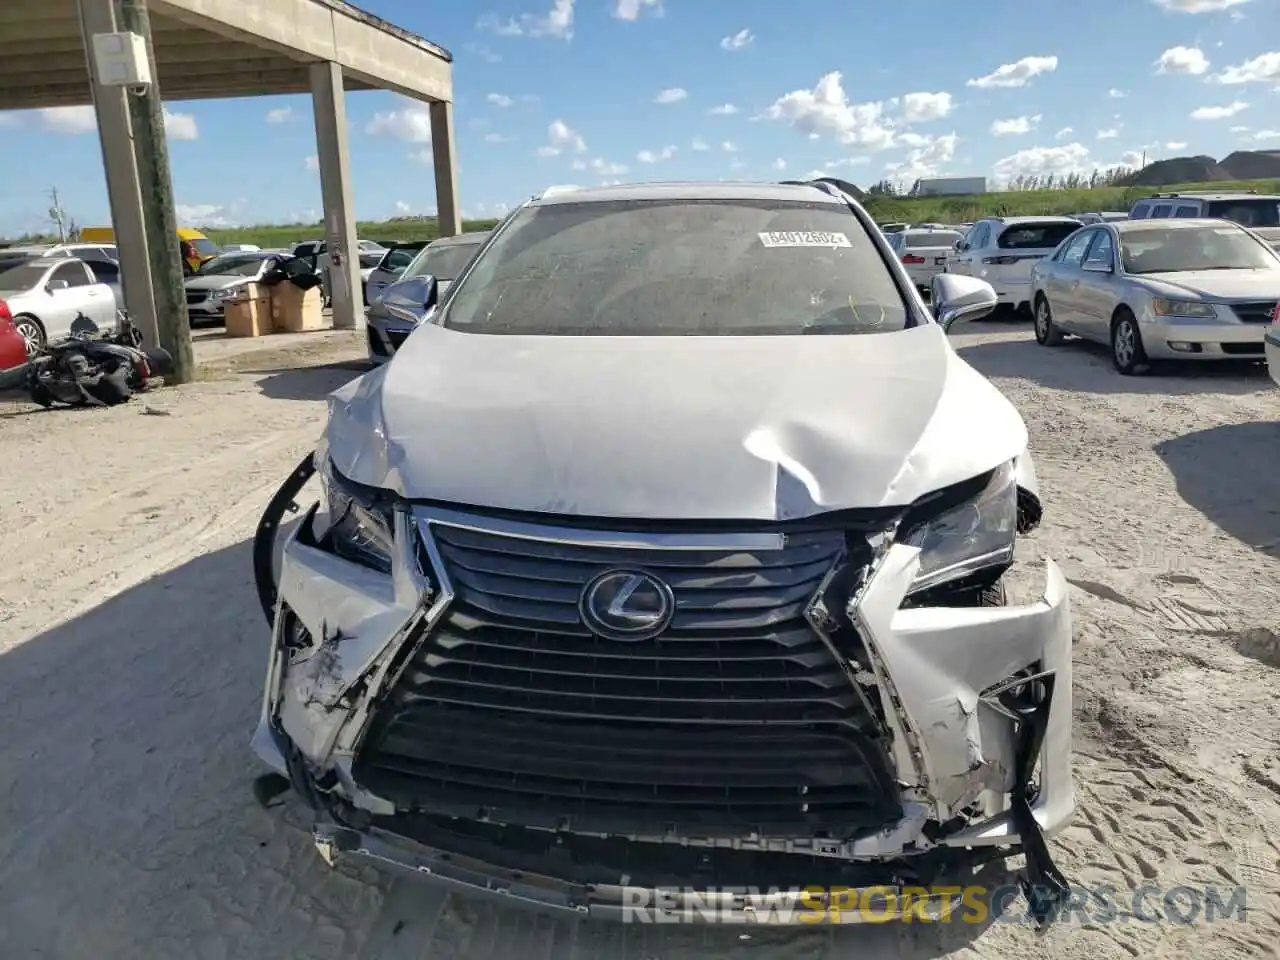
9 178 1280 247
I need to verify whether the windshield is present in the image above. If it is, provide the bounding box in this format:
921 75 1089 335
195 255 264 277
997 222 1080 250
444 199 909 336
192 238 219 258
1206 198 1280 228
405 240 484 282
379 247 421 273
0 263 48 291
1120 224 1279 274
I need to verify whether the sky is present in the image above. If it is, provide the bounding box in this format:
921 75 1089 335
1 0 1279 234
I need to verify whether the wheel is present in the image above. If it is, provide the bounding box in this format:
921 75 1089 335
1033 296 1063 346
979 581 1007 606
1111 308 1149 375
13 314 45 359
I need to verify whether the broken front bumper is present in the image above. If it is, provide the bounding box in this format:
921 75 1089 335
252 504 1073 918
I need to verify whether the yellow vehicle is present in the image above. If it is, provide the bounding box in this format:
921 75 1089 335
79 225 219 274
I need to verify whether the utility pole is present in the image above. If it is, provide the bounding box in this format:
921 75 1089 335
115 0 194 384
48 187 68 242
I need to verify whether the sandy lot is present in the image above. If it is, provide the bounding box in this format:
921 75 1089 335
1 323 1278 960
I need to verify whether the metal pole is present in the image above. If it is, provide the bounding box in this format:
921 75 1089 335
115 0 195 384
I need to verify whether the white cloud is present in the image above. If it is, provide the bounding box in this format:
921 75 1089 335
573 156 630 175
1231 124 1251 132
654 87 688 104
729 159 747 171
304 155 319 172
900 91 954 122
39 106 96 134
1109 88 1129 98
174 203 224 224
1190 100 1248 118
884 133 959 183
1151 0 1250 11
1215 52 1280 84
721 140 738 152
1166 140 1189 148
484 132 512 143
637 145 678 163
394 200 412 214
366 98 432 142
613 0 662 20
773 158 787 170
465 43 502 63
966 55 1058 89
536 118 586 156
1155 46 1210 75
762 71 895 149
1055 126 1074 138
163 109 198 141
1096 127 1120 139
265 106 292 123
409 148 435 166
720 29 754 51
708 103 738 115
487 93 514 107
690 138 710 151
478 0 574 40
991 142 1108 184
990 114 1041 136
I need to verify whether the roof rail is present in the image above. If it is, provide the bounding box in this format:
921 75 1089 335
534 184 581 200
779 177 850 201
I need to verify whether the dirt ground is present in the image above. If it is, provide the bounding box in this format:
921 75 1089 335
0 323 1278 960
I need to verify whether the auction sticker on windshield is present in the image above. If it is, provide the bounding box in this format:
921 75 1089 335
758 231 851 248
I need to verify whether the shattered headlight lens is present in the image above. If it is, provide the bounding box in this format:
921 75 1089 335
319 457 394 574
904 461 1017 596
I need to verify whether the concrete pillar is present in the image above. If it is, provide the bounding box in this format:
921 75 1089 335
429 101 461 238
76 0 158 347
309 61 360 331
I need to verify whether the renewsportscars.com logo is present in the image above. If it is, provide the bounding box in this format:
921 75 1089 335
619 884 1249 925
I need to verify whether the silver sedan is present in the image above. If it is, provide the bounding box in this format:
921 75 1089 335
0 257 121 358
1030 218 1280 375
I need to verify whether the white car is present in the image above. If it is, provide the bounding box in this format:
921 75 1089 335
886 227 966 298
949 216 1082 315
250 180 1075 928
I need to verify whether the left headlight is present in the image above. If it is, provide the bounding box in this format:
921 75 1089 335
212 285 242 300
903 461 1017 596
318 457 394 574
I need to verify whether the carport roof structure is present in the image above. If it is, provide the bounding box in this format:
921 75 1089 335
0 0 453 108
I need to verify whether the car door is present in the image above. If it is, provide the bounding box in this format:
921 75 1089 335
1074 228 1120 343
42 261 101 342
1045 230 1094 332
86 259 123 329
952 222 987 276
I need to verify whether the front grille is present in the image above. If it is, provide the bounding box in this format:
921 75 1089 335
185 291 206 305
354 520 901 840
385 328 411 351
1231 301 1277 324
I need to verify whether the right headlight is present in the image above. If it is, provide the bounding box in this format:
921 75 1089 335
1151 298 1216 319
318 457 394 574
903 461 1017 597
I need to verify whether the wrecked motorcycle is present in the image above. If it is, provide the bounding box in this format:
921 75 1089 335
28 310 173 408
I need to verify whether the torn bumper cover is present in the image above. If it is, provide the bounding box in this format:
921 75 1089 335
252 495 1073 925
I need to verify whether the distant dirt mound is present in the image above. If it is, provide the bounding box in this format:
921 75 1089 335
1127 155 1234 186
1219 150 1280 180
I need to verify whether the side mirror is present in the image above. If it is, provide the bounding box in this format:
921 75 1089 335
381 274 439 324
47 279 69 293
932 274 998 331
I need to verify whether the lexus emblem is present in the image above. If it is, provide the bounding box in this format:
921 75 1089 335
579 570 674 641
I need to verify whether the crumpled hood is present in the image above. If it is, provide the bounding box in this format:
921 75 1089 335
184 275 246 293
1139 270 1280 300
324 323 1028 520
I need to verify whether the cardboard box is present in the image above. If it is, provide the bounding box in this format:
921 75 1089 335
269 282 326 333
223 283 272 337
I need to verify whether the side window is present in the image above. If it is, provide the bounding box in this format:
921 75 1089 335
102 245 118 260
1083 230 1115 267
1059 230 1094 266
1150 204 1173 218
51 262 92 288
88 260 120 283
1130 203 1151 219
1174 205 1199 218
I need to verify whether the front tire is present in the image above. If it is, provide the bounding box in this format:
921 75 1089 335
1033 296 1063 346
13 314 45 359
1111 308 1149 375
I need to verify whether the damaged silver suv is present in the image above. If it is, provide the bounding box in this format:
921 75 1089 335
251 181 1074 926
